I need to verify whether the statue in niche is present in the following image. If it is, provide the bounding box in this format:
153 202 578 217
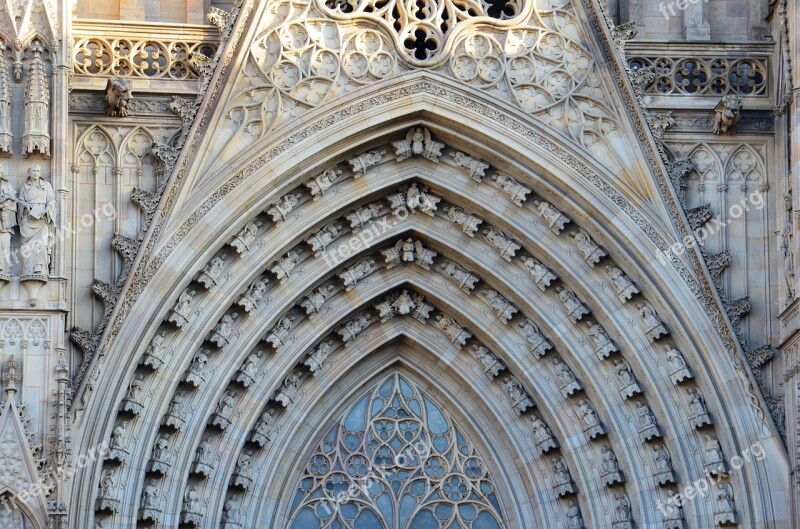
601 446 624 485
613 358 641 398
605 265 639 302
713 483 736 525
339 257 377 291
530 415 558 453
105 77 133 117
141 330 167 370
168 289 195 328
271 250 301 283
182 485 203 525
184 349 210 386
439 259 479 293
637 401 661 441
305 340 334 375
237 276 269 313
450 151 489 181
481 289 518 324
18 164 56 277
553 358 581 397
107 421 129 462
552 456 575 496
96 468 119 512
229 220 262 254
139 480 161 521
235 350 262 387
473 345 506 379
222 495 244 527
210 391 236 429
349 149 386 177
192 438 214 476
571 228 606 266
434 314 471 349
502 376 533 415
275 372 302 407
613 493 632 528
338 312 373 345
302 284 337 315
566 500 584 529
306 169 342 200
636 302 669 341
197 254 226 290
534 200 570 233
164 391 188 429
712 95 742 134
404 183 440 216
482 227 520 261
687 388 712 428
121 374 145 415
557 287 589 323
231 451 254 490
392 126 444 162
265 315 296 349
346 202 383 230
149 432 172 474
517 319 552 357
577 399 604 439
652 444 676 485
0 170 16 278
586 320 618 358
664 344 692 384
661 490 684 528
445 205 483 237
520 255 557 291
490 173 531 207
703 434 727 476
268 192 303 222
250 408 277 447
306 223 343 256
209 313 238 347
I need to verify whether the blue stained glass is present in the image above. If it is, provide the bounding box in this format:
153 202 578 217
285 373 506 529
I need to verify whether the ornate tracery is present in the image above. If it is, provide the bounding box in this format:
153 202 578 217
286 373 505 529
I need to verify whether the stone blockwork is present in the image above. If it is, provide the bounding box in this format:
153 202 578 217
0 0 798 528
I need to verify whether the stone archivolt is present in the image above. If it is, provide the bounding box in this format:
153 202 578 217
75 129 758 529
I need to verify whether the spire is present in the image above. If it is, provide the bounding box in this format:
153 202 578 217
3 354 20 398
0 37 12 154
21 39 50 157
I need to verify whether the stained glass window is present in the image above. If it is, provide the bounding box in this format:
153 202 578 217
286 373 506 529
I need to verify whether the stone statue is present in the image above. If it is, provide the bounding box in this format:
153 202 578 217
481 289 517 324
121 374 145 415
566 500 584 529
96 469 119 511
250 407 277 447
605 265 639 302
222 495 243 526
107 421 129 461
229 220 262 254
192 438 214 476
184 349 210 386
237 276 269 313
392 126 444 162
491 173 531 206
182 485 203 525
687 388 712 428
664 344 693 384
577 399 604 439
268 192 303 222
712 95 742 134
404 183 440 215
557 287 589 322
149 432 172 474
502 376 533 415
265 315 296 349
434 314 472 349
439 259 479 293
601 445 624 485
473 345 506 379
482 227 520 261
231 451 255 490
349 149 386 177
520 255 557 291
714 483 736 525
553 358 581 397
337 312 373 345
275 372 302 407
346 202 383 230
301 284 337 315
571 228 606 266
306 169 342 200
703 434 727 475
534 200 570 233
445 205 483 236
781 194 795 299
164 391 188 429
139 480 161 521
552 456 575 496
636 302 669 341
636 401 661 441
105 77 133 117
141 330 167 370
17 164 56 276
304 340 334 375
210 390 236 429
209 313 238 347
271 250 301 283
613 493 632 526
613 358 641 398
235 350 262 387
653 444 676 485
306 223 343 256
450 150 489 181
0 169 16 277
586 321 618 358
530 415 558 453
339 257 377 290
517 319 552 357
168 289 195 327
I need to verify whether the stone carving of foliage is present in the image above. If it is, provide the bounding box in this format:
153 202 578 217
286 373 505 529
